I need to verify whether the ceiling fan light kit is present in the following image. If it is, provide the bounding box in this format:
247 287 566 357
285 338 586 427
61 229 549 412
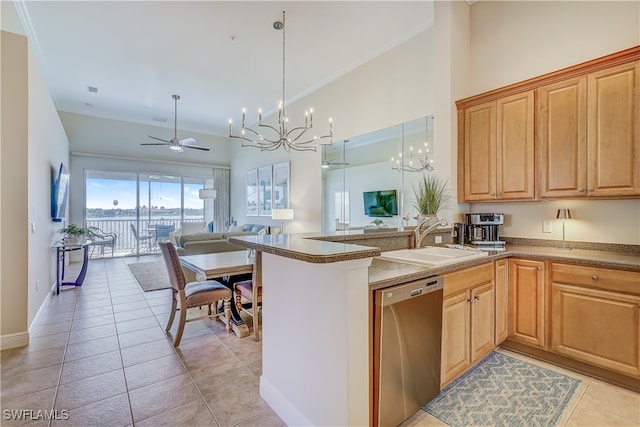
142 94 210 152
229 11 333 152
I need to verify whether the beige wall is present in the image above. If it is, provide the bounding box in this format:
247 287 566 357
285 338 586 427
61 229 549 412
1 3 71 348
1 30 29 347
463 1 640 245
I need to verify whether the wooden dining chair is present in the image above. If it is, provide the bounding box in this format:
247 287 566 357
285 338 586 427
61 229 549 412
234 251 262 341
158 241 231 346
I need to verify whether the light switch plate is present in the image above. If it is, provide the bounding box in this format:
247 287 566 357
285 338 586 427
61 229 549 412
543 220 552 233
435 236 442 244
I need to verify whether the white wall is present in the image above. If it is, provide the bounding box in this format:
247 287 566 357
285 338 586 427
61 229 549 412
230 28 435 233
60 112 231 167
463 1 640 245
28 44 71 326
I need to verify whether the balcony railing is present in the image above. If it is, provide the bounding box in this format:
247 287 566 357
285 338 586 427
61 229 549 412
85 218 203 258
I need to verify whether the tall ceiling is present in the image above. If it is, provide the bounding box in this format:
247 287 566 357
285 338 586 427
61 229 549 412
16 1 434 138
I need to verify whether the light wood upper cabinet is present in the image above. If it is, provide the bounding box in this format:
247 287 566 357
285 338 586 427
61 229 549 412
539 61 640 198
550 263 640 378
538 77 587 197
587 61 640 196
509 258 545 349
458 46 640 202
462 92 535 202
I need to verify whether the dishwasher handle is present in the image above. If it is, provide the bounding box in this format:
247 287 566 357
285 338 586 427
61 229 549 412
376 277 443 307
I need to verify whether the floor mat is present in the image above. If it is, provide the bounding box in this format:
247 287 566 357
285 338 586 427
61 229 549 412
423 352 581 427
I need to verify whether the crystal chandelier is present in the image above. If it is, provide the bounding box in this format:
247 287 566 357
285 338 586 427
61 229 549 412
228 11 333 152
391 117 434 172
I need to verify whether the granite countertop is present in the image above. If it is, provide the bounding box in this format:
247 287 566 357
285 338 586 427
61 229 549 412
228 233 639 290
368 245 640 290
227 234 381 263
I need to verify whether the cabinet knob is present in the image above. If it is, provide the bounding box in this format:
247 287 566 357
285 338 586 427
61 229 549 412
592 275 599 281
490 192 495 197
588 188 594 192
474 295 480 301
578 188 585 192
497 192 502 196
537 266 543 271
467 298 473 304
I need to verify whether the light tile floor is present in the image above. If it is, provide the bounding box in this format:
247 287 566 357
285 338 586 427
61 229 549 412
2 256 639 426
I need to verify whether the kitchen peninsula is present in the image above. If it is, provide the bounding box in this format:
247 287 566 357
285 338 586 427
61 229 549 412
229 233 640 426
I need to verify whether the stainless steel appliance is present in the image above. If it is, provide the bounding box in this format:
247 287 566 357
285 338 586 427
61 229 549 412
459 213 506 249
374 277 443 427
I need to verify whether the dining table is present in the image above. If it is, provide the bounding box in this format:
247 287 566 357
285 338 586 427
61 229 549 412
179 250 257 338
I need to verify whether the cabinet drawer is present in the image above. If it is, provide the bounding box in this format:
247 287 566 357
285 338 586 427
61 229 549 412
444 263 494 298
551 263 640 295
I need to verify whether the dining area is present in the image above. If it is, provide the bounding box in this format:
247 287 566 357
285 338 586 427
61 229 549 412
157 243 263 345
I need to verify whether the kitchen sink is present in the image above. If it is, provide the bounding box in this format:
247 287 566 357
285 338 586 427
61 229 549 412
378 246 488 266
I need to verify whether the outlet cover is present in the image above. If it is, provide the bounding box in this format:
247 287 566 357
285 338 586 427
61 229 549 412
435 236 442 244
543 220 552 233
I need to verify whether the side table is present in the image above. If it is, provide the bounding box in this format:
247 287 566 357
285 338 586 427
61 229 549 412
53 241 89 294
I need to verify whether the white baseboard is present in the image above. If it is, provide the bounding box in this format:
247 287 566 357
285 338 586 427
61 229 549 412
260 376 312 427
0 280 55 351
0 331 29 350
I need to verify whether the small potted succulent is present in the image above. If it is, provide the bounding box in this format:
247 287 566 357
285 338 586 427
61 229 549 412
58 224 87 244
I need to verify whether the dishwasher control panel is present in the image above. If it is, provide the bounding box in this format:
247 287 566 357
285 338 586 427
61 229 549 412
376 277 443 307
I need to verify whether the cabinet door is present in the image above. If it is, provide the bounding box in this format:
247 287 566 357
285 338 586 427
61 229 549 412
494 259 509 345
496 91 535 199
538 77 587 198
509 259 545 348
587 61 640 196
464 101 497 201
441 292 470 387
551 283 640 377
470 283 495 364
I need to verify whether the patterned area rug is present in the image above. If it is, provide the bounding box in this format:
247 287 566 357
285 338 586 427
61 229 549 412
423 352 580 427
127 261 171 292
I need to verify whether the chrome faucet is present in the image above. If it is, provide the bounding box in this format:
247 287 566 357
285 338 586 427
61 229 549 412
414 217 448 248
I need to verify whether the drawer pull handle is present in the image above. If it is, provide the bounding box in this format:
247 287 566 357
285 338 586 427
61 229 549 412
592 275 599 281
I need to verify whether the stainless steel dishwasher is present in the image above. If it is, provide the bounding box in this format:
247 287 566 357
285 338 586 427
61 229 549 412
374 276 443 427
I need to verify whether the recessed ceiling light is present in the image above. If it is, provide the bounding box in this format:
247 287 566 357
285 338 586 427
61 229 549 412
87 85 98 93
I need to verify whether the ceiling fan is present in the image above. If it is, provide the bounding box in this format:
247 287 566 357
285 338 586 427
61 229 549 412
141 95 210 152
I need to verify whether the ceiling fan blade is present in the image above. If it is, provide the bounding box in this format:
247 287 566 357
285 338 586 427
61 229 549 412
179 137 198 145
146 135 171 143
141 142 170 146
183 145 210 151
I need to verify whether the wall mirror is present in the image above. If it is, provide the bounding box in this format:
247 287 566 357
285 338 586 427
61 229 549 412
321 115 434 233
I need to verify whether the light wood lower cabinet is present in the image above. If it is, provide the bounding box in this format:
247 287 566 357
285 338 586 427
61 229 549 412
441 263 495 387
508 258 545 348
550 263 640 378
494 258 509 345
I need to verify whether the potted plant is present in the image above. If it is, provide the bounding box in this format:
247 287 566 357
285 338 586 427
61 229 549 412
413 174 450 222
58 224 87 244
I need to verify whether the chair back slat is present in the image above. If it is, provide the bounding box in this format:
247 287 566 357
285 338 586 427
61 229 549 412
158 241 187 291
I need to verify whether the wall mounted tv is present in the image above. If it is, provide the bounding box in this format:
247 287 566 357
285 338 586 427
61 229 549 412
363 190 398 217
51 162 70 222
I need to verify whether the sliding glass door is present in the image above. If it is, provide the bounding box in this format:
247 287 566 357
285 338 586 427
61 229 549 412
85 170 211 257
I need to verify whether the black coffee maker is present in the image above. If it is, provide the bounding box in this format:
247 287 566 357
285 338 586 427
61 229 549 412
454 213 506 249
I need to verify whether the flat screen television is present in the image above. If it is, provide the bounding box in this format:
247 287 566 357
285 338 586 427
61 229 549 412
363 190 398 217
51 163 70 222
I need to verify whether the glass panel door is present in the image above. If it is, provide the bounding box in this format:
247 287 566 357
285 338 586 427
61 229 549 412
85 170 139 256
